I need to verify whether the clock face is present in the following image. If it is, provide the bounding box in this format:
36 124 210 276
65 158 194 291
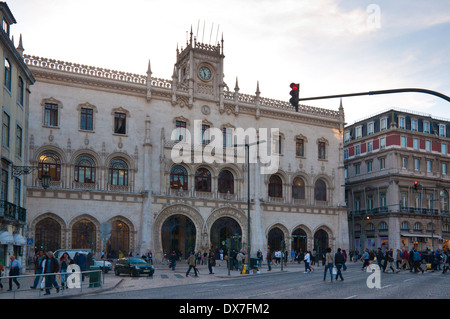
198 66 212 81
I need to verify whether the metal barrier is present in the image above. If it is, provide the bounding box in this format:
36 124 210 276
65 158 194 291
0 269 102 299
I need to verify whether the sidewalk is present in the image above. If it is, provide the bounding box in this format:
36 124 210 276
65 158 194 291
0 259 315 299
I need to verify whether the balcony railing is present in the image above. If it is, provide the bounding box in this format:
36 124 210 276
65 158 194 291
0 200 26 223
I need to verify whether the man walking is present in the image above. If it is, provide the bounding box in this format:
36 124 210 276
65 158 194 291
412 249 424 274
266 249 272 271
6 255 21 291
43 251 60 295
323 248 334 282
186 251 198 277
361 249 370 271
334 248 345 281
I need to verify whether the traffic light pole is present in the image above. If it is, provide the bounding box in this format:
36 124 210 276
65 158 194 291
297 88 450 103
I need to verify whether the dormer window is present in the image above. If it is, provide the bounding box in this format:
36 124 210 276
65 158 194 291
2 19 9 36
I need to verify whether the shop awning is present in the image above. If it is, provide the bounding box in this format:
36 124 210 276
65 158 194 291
0 231 14 244
13 233 26 245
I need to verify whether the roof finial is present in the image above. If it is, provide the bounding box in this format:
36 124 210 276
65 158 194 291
234 77 239 91
17 34 24 56
255 81 260 96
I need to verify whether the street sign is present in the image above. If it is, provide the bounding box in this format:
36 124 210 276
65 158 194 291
27 238 33 245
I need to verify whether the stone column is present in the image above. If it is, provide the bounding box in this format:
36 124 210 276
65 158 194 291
139 116 153 254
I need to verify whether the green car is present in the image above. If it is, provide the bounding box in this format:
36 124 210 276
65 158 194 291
114 257 155 277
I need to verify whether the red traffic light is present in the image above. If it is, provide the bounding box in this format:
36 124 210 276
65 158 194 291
290 83 299 91
414 180 419 190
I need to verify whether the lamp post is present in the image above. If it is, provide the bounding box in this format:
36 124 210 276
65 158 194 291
234 140 266 268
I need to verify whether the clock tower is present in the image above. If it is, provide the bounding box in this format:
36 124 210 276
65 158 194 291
173 27 225 110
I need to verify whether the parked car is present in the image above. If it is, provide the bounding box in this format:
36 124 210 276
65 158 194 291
114 257 155 277
92 258 112 273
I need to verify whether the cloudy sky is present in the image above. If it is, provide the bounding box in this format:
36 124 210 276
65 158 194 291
8 0 450 124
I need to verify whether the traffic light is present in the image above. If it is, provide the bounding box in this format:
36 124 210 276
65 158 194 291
414 180 419 191
289 83 299 112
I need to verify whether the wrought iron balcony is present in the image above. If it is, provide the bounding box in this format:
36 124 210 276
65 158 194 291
0 200 26 223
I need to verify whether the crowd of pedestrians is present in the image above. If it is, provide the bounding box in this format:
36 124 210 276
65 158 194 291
0 249 97 295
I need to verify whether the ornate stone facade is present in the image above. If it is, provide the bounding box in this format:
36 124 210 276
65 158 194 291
24 30 348 260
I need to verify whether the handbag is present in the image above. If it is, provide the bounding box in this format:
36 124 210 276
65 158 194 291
332 267 337 275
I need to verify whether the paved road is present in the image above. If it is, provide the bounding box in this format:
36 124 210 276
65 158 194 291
79 262 450 299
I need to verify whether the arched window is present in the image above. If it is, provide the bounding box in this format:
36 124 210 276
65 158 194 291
379 221 388 232
268 175 283 198
292 177 305 200
413 222 422 232
170 165 188 190
74 156 96 183
38 153 61 181
109 159 128 186
195 168 211 192
218 170 234 194
314 179 327 201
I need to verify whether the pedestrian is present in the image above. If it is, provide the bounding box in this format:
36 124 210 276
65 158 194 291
186 251 198 277
408 248 415 272
0 263 4 290
361 249 370 271
76 251 87 281
376 248 384 270
412 249 424 274
43 251 60 295
59 252 72 289
291 249 295 263
442 250 449 274
435 249 442 271
400 248 410 270
266 249 273 271
6 255 21 291
386 248 399 273
208 250 216 274
147 250 153 265
334 248 345 281
396 249 402 269
257 250 263 269
30 249 45 289
323 248 334 282
169 251 177 271
236 251 244 272
342 250 347 271
304 251 313 273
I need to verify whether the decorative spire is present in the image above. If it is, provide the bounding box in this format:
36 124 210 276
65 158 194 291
17 34 24 56
147 59 152 76
255 81 260 96
234 77 239 91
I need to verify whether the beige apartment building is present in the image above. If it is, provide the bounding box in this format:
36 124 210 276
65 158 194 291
0 2 35 267
344 108 450 253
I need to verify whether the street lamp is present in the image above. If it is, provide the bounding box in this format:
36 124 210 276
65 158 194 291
234 140 266 269
41 173 51 190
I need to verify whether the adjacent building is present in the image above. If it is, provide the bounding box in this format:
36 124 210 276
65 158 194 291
344 108 450 253
23 29 348 260
0 2 35 267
